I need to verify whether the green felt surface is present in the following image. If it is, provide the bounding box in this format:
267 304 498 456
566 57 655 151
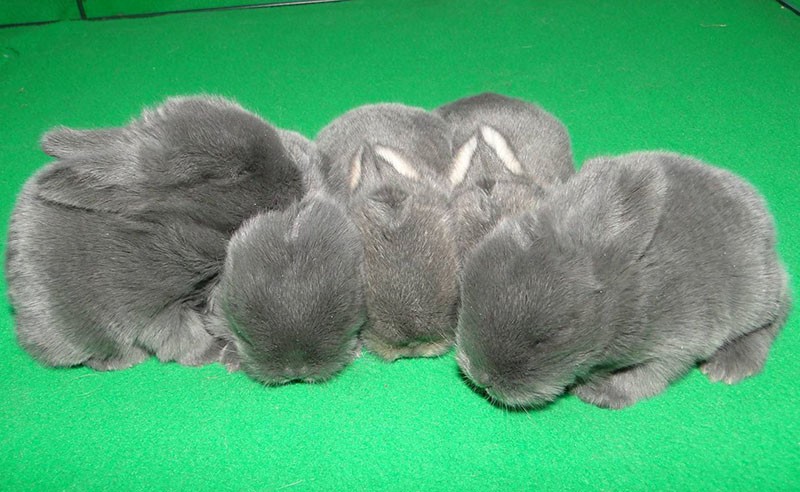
0 1 78 26
82 0 301 19
1 1 799 490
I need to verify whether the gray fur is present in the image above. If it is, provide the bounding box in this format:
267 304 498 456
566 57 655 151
277 129 329 195
456 151 791 409
315 104 460 361
5 95 305 370
434 93 574 260
208 195 366 384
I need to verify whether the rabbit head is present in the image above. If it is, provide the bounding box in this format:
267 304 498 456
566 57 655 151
456 159 666 407
212 196 366 384
38 96 305 232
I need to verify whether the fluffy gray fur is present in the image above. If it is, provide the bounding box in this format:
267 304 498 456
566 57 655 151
315 104 460 361
208 195 366 384
434 93 574 260
456 151 791 409
208 132 367 384
5 96 305 370
278 129 329 195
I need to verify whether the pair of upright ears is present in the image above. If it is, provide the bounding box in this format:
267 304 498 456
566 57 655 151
449 125 527 187
347 123 533 193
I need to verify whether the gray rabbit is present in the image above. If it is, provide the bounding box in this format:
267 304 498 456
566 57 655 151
456 151 791 409
315 104 460 361
206 130 368 383
5 96 305 370
207 194 366 384
434 93 574 260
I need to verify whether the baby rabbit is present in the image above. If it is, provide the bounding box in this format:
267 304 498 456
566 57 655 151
205 130 367 384
315 104 460 361
456 151 791 409
434 93 574 260
5 96 305 370
208 194 366 384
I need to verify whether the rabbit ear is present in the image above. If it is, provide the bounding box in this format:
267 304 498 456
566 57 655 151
286 199 319 243
284 197 350 244
373 145 419 180
32 158 138 213
40 127 127 159
479 125 524 175
505 217 534 251
350 145 420 192
557 157 667 268
450 127 527 189
348 146 366 191
449 135 479 186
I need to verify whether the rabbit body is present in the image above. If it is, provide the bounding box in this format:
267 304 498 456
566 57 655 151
6 96 305 370
315 104 460 361
457 151 791 409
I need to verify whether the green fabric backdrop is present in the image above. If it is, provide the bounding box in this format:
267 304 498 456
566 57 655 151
82 0 304 19
1 1 798 490
0 1 319 25
0 1 79 26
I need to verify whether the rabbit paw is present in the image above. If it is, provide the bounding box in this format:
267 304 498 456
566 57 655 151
177 338 225 367
571 379 637 410
699 348 763 385
699 325 777 384
219 341 241 373
572 362 674 409
85 347 149 371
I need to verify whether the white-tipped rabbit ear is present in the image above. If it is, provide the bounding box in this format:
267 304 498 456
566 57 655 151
449 135 479 186
479 125 524 175
373 145 419 180
40 127 127 159
348 146 365 191
351 145 420 192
